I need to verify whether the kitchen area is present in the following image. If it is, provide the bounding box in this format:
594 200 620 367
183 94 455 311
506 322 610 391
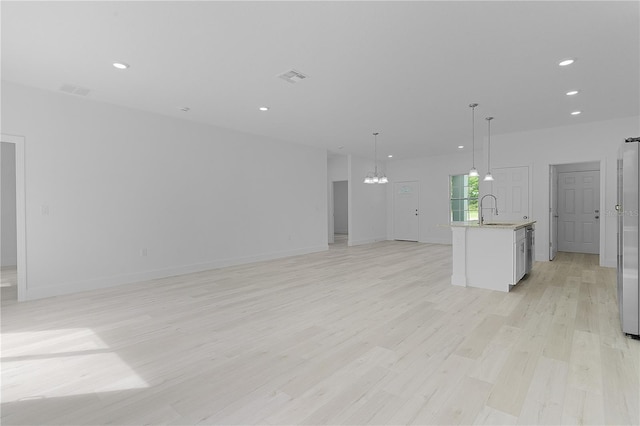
450 219 535 292
446 106 536 293
446 135 640 340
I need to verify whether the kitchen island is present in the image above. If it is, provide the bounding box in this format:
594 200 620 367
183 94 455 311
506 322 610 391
450 221 535 292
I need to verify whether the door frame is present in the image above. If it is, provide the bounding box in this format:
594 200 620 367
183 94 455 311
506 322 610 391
1 133 27 301
549 165 558 260
327 179 334 244
393 180 420 242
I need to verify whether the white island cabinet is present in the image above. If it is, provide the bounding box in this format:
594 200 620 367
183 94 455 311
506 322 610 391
450 221 535 292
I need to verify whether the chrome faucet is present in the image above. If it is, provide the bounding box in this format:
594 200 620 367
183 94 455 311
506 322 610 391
479 194 498 225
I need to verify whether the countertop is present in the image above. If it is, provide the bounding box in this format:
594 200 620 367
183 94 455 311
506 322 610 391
447 220 536 230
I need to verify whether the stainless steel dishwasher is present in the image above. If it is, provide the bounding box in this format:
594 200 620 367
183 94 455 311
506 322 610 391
525 225 535 274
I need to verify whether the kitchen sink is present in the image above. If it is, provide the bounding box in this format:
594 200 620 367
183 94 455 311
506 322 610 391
482 222 519 226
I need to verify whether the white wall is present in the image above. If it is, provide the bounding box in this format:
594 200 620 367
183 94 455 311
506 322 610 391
488 116 639 267
348 154 387 245
333 181 348 234
387 152 470 245
1 142 17 266
1 82 328 299
327 154 348 181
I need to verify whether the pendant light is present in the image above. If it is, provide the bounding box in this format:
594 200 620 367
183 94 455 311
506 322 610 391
484 117 495 182
363 132 388 184
469 103 479 177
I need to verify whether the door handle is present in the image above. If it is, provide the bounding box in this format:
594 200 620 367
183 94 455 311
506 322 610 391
523 216 528 219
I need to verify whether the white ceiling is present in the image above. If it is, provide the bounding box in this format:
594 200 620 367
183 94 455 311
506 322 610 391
2 1 638 159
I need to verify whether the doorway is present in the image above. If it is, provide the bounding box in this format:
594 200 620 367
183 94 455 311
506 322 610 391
1 142 17 303
0 134 26 302
393 181 419 242
552 161 601 256
332 180 348 245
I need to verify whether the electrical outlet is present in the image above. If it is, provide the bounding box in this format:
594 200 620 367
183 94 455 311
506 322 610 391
141 248 148 257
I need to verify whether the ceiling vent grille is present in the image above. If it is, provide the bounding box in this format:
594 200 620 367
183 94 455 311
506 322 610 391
278 69 308 84
59 84 91 96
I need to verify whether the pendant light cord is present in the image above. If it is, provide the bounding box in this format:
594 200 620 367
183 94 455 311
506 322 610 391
486 117 493 172
488 119 491 171
373 132 379 174
470 103 477 168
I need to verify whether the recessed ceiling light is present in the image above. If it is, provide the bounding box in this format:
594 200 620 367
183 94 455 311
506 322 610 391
566 90 579 96
571 110 581 115
180 107 190 112
388 155 393 158
558 58 575 67
458 145 464 149
259 107 269 111
112 62 129 70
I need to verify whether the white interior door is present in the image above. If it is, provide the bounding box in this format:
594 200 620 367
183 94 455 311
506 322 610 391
394 181 419 241
558 170 600 254
550 166 558 260
489 166 530 222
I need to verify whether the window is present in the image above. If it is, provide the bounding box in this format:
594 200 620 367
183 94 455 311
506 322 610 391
450 174 479 222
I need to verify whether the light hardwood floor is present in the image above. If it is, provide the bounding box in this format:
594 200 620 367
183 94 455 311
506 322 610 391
1 241 638 425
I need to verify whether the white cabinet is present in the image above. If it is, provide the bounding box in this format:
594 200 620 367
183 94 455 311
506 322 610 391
450 221 535 292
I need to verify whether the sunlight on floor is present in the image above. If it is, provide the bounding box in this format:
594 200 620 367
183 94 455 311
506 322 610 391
1 328 148 403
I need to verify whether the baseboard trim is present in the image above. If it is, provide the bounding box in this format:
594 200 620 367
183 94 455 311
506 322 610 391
422 238 451 245
348 236 387 246
26 244 329 300
451 273 467 287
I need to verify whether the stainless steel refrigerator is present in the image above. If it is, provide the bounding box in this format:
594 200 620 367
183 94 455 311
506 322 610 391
617 137 640 337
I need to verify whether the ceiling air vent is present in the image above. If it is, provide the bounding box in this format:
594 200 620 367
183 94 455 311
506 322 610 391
59 84 91 96
278 69 308 84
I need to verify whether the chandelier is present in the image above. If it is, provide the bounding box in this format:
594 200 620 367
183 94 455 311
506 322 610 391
363 132 388 184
